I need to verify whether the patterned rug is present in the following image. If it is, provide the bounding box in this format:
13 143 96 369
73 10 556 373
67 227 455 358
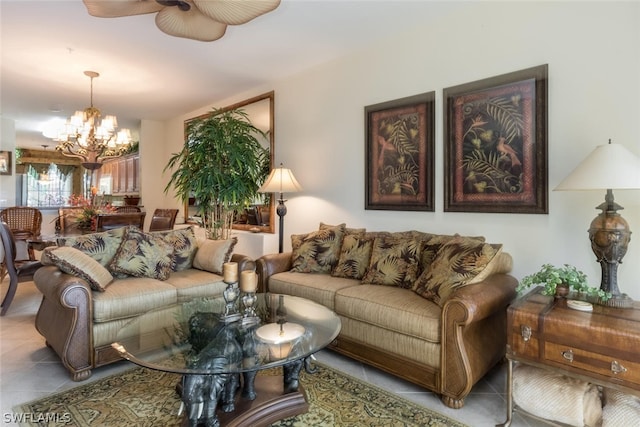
14 363 466 427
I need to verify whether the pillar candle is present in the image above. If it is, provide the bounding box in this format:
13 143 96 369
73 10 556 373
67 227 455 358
240 270 257 293
223 262 238 283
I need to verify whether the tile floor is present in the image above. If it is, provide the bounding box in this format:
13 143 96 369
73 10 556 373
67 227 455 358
0 280 546 427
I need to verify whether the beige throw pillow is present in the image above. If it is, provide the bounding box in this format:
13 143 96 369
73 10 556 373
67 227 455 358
42 246 114 292
193 237 237 274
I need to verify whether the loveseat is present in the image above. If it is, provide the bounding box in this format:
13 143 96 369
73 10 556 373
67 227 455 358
33 226 252 381
256 223 518 409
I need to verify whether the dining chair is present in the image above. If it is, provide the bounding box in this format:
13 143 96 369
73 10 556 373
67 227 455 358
0 221 42 316
95 212 146 232
57 207 85 235
0 207 42 261
148 209 179 232
115 206 142 213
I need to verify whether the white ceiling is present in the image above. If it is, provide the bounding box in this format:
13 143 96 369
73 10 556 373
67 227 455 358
1 0 461 149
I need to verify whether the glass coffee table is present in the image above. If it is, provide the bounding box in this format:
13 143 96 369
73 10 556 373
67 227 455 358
112 293 341 427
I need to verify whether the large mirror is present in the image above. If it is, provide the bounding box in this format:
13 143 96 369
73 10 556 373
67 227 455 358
184 91 275 234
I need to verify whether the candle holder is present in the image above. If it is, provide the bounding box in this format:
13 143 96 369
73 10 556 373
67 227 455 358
219 281 242 323
241 291 260 326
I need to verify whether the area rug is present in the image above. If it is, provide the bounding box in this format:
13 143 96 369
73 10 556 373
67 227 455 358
14 363 466 427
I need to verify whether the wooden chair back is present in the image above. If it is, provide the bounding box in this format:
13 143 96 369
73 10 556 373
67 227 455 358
148 209 179 232
57 207 85 234
0 221 42 315
96 212 146 232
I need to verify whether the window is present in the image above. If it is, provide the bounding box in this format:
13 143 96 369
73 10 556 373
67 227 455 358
25 164 73 207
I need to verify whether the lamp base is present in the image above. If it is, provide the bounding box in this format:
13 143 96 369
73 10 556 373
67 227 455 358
589 293 634 309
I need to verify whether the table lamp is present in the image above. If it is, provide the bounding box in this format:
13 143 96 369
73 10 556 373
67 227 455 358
258 163 303 253
555 139 640 308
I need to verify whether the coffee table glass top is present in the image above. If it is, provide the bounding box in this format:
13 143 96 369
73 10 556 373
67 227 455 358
112 293 341 375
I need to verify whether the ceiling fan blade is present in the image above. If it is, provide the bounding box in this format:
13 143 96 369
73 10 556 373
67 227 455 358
83 0 163 18
193 0 281 25
155 5 227 42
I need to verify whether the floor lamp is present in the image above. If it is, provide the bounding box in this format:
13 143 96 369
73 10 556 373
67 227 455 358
555 140 640 308
259 164 302 253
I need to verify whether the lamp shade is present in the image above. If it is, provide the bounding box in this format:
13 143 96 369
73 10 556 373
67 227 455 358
259 164 303 194
554 142 640 191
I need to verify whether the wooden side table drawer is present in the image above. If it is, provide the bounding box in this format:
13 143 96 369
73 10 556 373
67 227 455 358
544 342 640 388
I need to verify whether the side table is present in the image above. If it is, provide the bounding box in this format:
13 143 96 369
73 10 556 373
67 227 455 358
498 287 640 426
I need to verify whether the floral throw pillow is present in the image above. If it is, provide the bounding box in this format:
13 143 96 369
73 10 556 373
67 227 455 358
361 237 422 288
109 228 175 280
57 227 126 267
151 227 198 271
291 224 346 273
413 236 502 306
331 234 374 280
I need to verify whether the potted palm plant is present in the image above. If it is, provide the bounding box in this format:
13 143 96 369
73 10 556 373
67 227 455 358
164 108 270 240
517 263 611 301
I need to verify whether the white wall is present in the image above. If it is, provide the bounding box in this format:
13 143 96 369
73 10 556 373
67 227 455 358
160 2 640 299
0 118 17 207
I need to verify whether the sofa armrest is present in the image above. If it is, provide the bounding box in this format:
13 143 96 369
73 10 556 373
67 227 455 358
231 253 255 274
439 273 517 407
34 266 94 381
255 252 292 293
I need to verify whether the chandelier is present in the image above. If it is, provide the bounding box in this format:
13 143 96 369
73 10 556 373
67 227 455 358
47 71 132 170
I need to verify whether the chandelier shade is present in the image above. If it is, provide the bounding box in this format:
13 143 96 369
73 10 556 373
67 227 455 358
82 0 281 42
46 71 132 170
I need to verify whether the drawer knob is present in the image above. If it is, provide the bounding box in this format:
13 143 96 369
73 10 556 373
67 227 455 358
562 349 574 362
611 361 627 374
521 325 532 342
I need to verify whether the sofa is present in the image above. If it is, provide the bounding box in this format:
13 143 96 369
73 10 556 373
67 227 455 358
256 223 518 409
33 226 252 381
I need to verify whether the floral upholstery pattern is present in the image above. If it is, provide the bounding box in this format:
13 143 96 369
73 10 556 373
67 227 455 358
151 227 198 271
361 236 422 288
331 234 374 280
291 223 346 273
413 236 502 306
109 228 175 280
57 227 127 267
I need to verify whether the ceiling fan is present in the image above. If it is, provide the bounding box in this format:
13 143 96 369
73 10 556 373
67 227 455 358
82 0 281 42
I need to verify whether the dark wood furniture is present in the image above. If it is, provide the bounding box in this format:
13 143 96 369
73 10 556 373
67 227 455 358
499 287 640 426
148 208 179 232
0 206 42 261
115 205 141 213
0 221 42 315
95 212 146 232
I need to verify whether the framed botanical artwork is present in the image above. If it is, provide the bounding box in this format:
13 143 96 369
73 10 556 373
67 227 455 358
443 64 548 214
365 91 435 211
0 150 12 175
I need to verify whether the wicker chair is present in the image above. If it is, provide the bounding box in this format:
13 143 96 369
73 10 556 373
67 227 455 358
0 207 42 261
115 206 141 213
148 209 179 232
0 221 42 315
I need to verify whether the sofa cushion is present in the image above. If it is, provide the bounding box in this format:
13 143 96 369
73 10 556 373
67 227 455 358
335 284 441 343
361 236 422 288
268 271 359 310
192 237 237 274
331 234 374 280
109 227 175 280
57 227 126 267
413 236 502 306
92 277 178 323
41 246 114 292
151 227 198 271
165 269 228 302
290 223 346 273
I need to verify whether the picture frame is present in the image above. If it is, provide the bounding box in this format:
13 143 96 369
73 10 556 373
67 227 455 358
0 150 12 175
365 91 435 211
443 64 548 214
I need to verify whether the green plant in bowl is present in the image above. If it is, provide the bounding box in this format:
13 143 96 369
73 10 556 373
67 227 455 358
517 263 611 301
